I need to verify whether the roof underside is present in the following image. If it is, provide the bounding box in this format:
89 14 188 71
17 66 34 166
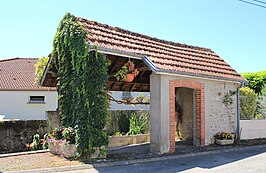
76 17 245 83
42 55 152 92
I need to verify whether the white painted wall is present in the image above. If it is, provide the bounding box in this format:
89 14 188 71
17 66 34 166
0 90 57 120
240 120 266 139
109 91 150 110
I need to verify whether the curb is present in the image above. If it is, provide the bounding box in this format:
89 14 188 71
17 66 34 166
0 150 49 158
5 165 93 173
94 144 266 168
4 144 266 173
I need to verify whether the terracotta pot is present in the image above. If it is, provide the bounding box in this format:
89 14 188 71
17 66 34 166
126 73 135 82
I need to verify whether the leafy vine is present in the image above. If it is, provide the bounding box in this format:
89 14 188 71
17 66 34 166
52 12 109 158
223 90 237 106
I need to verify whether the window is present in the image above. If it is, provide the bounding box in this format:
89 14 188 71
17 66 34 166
29 96 45 103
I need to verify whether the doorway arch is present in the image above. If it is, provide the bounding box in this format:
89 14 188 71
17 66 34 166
169 80 205 152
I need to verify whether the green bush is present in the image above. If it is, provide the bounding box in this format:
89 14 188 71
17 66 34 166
240 87 257 120
34 56 49 84
106 110 150 136
255 96 266 119
128 112 149 135
241 70 266 95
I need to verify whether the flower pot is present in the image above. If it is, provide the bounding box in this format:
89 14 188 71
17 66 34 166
126 73 135 82
62 143 77 158
216 139 234 145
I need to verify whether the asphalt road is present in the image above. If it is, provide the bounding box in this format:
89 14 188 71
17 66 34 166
59 146 266 173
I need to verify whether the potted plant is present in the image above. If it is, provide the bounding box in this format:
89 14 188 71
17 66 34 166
114 60 139 82
214 131 235 145
48 127 77 158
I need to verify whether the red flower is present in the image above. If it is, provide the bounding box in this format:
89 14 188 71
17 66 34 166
25 143 30 148
40 139 44 145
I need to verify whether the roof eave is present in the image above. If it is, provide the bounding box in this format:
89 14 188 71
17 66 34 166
89 44 144 60
89 46 246 84
143 56 246 84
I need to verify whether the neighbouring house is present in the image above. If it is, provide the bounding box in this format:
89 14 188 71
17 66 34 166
41 14 247 153
0 58 58 120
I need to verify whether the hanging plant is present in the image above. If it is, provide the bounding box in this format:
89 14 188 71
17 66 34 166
114 60 139 82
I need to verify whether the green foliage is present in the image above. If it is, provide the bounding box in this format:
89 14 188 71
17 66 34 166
214 131 234 140
52 13 109 158
114 132 123 136
114 65 128 81
223 90 237 106
34 56 49 84
128 112 148 135
106 110 150 136
261 87 266 96
241 70 266 95
27 134 46 151
42 133 52 149
106 110 131 135
114 60 139 82
240 87 257 120
52 127 63 140
62 127 76 144
255 96 266 119
30 134 41 150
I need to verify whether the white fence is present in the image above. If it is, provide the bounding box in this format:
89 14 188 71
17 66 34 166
240 120 266 140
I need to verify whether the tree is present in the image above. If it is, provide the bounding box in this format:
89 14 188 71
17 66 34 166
241 70 266 95
34 56 49 84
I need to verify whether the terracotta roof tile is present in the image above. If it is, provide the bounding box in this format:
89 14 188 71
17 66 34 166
0 58 56 91
77 17 245 82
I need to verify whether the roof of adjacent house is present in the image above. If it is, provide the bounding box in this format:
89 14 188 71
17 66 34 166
76 17 246 83
0 58 56 91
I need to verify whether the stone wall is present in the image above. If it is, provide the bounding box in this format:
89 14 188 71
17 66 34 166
0 120 47 153
46 111 60 133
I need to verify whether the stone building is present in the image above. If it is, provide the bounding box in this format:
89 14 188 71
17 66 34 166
41 15 247 153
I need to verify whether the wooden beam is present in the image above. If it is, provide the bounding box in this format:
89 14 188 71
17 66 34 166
130 83 137 91
121 83 126 90
109 58 119 74
138 84 143 92
110 82 116 90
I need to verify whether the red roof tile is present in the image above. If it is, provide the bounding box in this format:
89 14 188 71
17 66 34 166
77 17 245 82
0 58 56 91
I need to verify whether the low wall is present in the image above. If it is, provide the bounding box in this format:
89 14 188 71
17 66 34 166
0 120 47 153
46 111 60 133
108 134 150 148
240 120 266 140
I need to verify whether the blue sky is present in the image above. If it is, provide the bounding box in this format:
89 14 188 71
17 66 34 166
0 0 265 73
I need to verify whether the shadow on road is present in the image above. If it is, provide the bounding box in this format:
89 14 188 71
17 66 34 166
93 143 266 173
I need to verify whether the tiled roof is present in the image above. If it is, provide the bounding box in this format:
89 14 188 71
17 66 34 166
77 17 246 82
0 58 56 91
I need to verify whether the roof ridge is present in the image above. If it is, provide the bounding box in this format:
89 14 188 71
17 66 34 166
76 17 214 53
0 58 38 63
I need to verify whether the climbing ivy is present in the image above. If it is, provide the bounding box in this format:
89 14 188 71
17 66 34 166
52 13 109 158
